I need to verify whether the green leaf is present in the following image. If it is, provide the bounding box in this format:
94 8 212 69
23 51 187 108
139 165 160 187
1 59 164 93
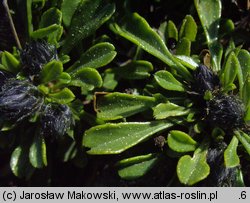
194 0 221 43
115 60 153 79
175 55 198 70
103 70 118 90
235 131 250 156
242 75 250 107
61 0 82 27
177 142 210 185
10 146 34 178
194 0 222 71
166 20 178 41
69 67 102 91
49 88 75 104
154 70 185 91
31 24 62 39
56 72 72 85
29 134 47 168
118 154 159 180
179 15 197 41
176 38 191 56
26 0 33 36
95 93 157 120
83 120 174 154
38 7 63 44
1 51 20 73
224 136 240 168
61 0 115 54
153 103 190 120
67 42 116 72
238 49 250 83
168 130 198 152
39 7 62 28
221 52 239 90
110 13 192 80
39 60 63 83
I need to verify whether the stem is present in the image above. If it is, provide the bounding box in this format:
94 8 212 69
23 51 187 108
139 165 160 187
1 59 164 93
3 0 22 49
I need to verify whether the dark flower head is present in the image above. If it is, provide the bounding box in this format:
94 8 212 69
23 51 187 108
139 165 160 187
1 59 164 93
0 70 13 87
204 142 238 186
206 94 245 131
40 103 74 138
20 39 58 77
192 64 220 95
0 79 44 122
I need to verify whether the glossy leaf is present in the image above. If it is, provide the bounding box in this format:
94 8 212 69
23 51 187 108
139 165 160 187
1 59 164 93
153 103 190 120
38 7 63 44
177 142 210 185
102 71 118 90
49 88 75 104
61 0 115 54
194 0 222 71
115 60 153 79
83 120 174 154
56 72 72 86
194 0 221 43
111 13 192 80
31 24 62 39
175 55 198 70
242 75 250 108
69 67 102 91
179 15 197 41
67 42 116 72
29 134 47 168
235 131 250 156
118 154 159 180
10 146 34 178
238 49 250 83
61 0 82 27
40 60 63 83
154 70 185 91
168 130 198 152
166 20 178 41
224 136 240 168
176 38 191 56
222 52 239 89
1 51 20 73
95 93 157 120
39 7 62 28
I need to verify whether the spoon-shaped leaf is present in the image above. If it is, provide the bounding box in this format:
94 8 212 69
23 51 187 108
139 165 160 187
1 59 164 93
117 154 159 180
29 134 47 168
194 0 222 71
83 120 174 154
177 142 210 185
154 70 185 91
110 13 192 80
224 136 240 168
67 42 116 72
95 92 157 120
61 0 115 54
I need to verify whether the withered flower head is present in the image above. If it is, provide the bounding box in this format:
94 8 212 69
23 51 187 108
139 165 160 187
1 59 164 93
0 79 44 122
20 39 58 77
40 103 74 138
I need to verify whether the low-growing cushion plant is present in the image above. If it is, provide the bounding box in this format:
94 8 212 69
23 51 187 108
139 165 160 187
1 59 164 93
83 0 250 186
0 0 116 180
0 0 250 186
